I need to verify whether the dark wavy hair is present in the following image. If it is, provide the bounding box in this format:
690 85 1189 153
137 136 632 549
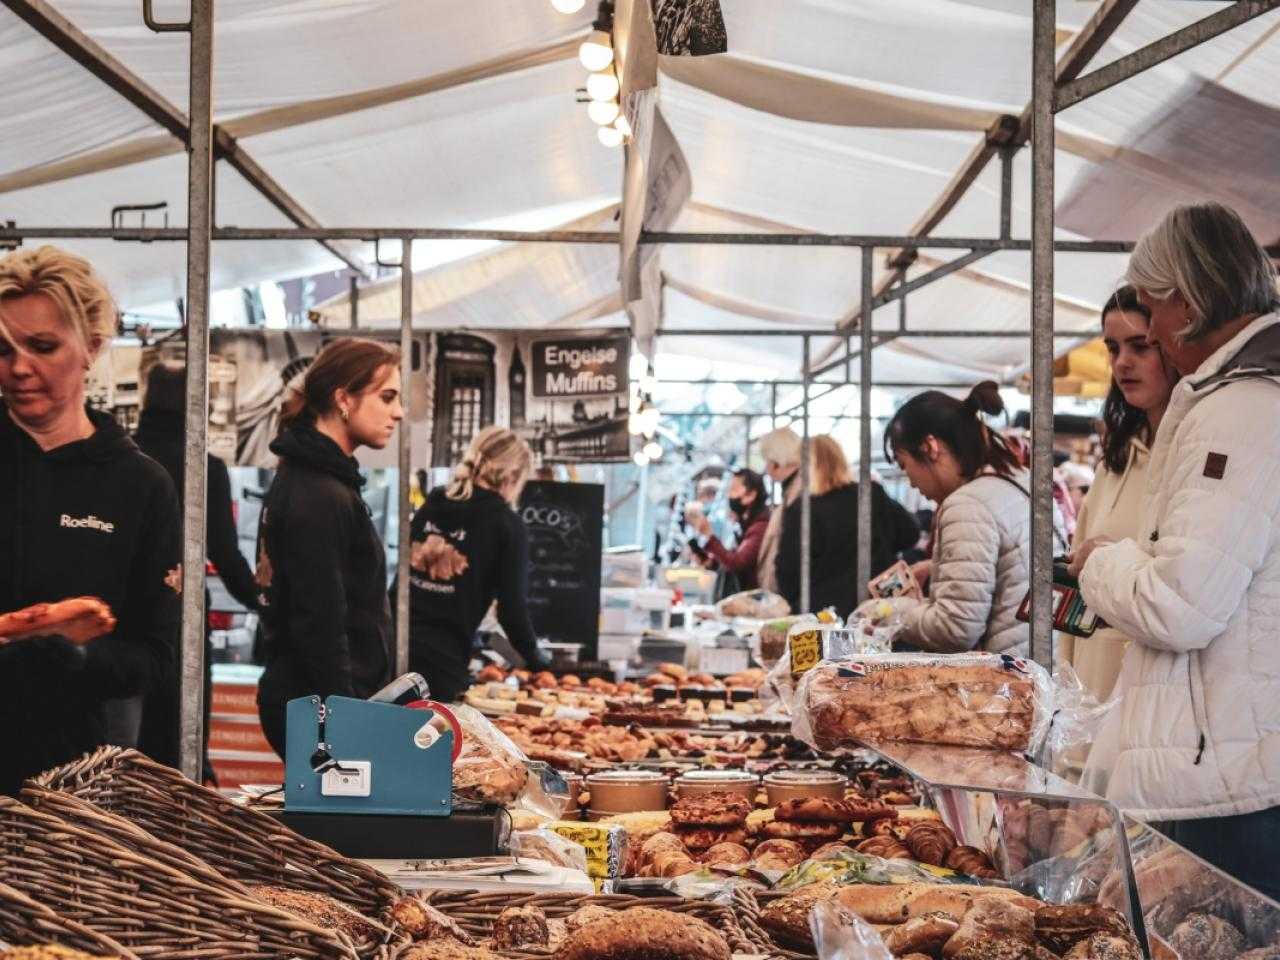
732 467 769 523
1099 286 1171 474
884 380 1020 480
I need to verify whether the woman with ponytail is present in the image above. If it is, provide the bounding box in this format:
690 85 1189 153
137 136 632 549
872 381 1064 657
254 337 404 757
406 426 550 701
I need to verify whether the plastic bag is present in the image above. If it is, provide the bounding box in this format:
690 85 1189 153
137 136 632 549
811 897 894 960
1039 663 1118 776
508 827 589 874
792 652 1055 755
716 588 791 621
754 614 809 669
450 702 534 807
844 600 908 656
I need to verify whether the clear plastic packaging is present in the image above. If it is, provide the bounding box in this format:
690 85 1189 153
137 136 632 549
754 614 810 669
716 588 791 621
845 599 909 655
792 652 1055 755
1037 663 1117 775
810 897 894 960
450 702 532 806
508 827 589 874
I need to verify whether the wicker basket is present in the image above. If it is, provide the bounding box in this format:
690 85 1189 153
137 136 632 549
0 881 139 959
418 888 777 957
35 747 401 917
0 795 364 960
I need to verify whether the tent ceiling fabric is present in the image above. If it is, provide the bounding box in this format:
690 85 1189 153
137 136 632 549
1 0 1278 379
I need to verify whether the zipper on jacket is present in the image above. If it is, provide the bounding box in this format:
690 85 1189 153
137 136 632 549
1188 654 1207 766
1194 734 1206 766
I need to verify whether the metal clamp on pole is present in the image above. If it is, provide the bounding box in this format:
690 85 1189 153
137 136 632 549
142 0 191 32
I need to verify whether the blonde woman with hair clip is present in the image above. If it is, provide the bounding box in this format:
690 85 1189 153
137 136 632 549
254 337 404 757
0 246 181 794
405 426 551 701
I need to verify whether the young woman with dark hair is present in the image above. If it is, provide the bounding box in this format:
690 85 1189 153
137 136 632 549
689 467 772 591
1058 287 1177 708
872 381 1064 657
254 337 404 757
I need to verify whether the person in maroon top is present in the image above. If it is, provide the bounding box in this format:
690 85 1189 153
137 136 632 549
689 468 771 591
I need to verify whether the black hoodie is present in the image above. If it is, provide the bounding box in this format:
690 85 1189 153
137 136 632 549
254 421 392 755
0 404 180 796
406 486 543 701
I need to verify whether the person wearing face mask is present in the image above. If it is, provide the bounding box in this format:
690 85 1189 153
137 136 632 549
405 427 550 702
689 467 772 592
0 246 180 795
1069 202 1280 897
871 381 1066 658
1057 287 1178 709
254 337 404 758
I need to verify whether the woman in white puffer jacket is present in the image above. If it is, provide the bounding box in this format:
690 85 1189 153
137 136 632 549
1072 201 1280 901
873 381 1063 658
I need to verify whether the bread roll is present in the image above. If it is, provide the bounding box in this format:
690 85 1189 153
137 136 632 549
553 906 729 960
833 884 1040 926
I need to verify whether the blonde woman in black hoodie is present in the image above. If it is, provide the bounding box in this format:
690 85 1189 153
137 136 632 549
407 426 549 701
254 338 403 757
0 246 180 795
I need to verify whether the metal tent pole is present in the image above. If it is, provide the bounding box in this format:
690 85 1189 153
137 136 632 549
178 0 214 782
800 335 812 614
1029 0 1056 671
856 248 874 604
395 243 413 677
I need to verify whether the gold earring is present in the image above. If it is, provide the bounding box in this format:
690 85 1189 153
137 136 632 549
340 407 349 422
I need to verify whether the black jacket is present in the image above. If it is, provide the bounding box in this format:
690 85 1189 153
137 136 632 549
777 481 919 620
255 422 392 729
134 407 259 767
406 486 542 701
0 404 180 795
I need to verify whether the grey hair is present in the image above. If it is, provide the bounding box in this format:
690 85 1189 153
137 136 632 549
1126 201 1279 342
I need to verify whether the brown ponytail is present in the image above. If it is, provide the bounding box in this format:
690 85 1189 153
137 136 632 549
885 379 1020 480
447 426 533 503
278 337 399 433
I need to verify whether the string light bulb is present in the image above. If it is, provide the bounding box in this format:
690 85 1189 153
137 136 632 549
613 113 632 138
586 69 620 102
579 31 614 71
597 123 625 147
643 440 662 461
588 99 620 126
551 0 585 11
633 449 650 466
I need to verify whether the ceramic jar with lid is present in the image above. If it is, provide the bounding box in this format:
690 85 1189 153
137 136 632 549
674 769 758 801
585 770 670 814
763 769 848 805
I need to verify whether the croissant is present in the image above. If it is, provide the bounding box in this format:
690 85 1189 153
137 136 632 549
855 835 913 860
868 816 909 839
944 844 999 879
905 821 957 866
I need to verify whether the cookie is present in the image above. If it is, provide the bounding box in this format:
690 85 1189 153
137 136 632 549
670 792 752 828
762 819 844 841
673 824 749 851
773 798 852 823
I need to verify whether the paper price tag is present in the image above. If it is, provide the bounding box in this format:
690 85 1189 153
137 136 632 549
790 629 822 678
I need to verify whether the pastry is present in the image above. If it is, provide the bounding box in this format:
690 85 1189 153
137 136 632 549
0 596 115 645
881 790 917 806
1167 913 1246 960
834 884 1042 926
869 816 911 840
774 798 854 823
493 906 550 949
1063 933 1142 960
762 819 844 841
389 895 475 944
1237 947 1280 960
809 842 854 860
641 831 688 862
945 844 998 879
400 942 503 960
753 839 808 871
855 835 913 860
670 793 752 827
944 936 1042 960
944 898 1037 955
883 913 962 956
844 799 898 823
702 842 751 866
905 821 957 866
564 905 615 933
673 825 749 850
553 906 730 960
251 884 384 941
649 850 700 878
759 882 837 949
1033 905 1131 955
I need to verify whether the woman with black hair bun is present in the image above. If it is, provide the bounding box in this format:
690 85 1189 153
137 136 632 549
1058 286 1177 707
869 380 1065 658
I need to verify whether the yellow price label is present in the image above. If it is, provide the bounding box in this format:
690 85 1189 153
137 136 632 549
790 629 822 678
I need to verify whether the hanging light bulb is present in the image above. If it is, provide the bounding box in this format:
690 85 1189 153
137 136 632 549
597 123 624 147
551 0 585 11
579 31 614 71
633 449 650 467
586 69 620 102
628 411 644 435
588 99 620 126
639 403 661 437
640 372 658 395
613 112 632 138
643 440 663 461
629 351 648 379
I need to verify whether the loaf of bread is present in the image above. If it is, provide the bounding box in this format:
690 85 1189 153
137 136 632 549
800 656 1046 752
553 907 730 960
832 883 1042 925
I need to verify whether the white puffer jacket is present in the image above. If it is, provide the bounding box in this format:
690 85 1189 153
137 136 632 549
1080 312 1280 822
900 469 1059 658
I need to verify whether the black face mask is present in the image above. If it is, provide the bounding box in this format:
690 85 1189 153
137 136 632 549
729 497 747 516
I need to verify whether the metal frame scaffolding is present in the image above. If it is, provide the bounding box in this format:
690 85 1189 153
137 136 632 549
4 0 1277 778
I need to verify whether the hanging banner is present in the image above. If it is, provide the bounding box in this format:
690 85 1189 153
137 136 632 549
651 0 727 56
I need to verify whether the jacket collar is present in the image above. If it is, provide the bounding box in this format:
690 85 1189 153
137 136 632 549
1186 311 1280 395
269 421 365 489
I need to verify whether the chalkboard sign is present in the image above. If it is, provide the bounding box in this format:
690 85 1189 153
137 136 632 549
518 480 604 659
